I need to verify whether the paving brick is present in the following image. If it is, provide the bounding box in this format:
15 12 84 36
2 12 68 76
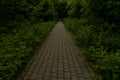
64 72 71 78
72 76 79 80
36 79 43 80
58 74 64 78
52 73 57 78
50 78 57 80
58 71 64 75
71 72 77 76
44 76 50 80
16 21 96 80
37 75 44 79
78 77 86 80
45 72 51 77
58 77 65 80
29 73 38 79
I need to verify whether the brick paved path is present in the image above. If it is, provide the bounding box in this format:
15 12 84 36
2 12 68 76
17 21 96 80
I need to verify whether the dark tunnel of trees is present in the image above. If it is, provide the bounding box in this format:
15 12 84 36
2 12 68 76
0 0 120 80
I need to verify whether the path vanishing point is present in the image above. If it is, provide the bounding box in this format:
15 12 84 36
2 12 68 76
17 21 96 80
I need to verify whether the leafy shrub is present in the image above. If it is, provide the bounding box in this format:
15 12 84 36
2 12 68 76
64 18 120 80
0 21 54 80
99 51 120 80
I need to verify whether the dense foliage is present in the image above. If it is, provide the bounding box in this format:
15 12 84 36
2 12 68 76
0 21 54 80
64 19 120 80
0 0 56 32
0 0 120 80
0 0 55 80
64 0 120 80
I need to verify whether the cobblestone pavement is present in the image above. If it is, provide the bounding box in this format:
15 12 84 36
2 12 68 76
17 21 96 80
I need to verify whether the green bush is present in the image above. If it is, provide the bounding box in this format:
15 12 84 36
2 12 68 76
64 18 120 80
0 21 54 80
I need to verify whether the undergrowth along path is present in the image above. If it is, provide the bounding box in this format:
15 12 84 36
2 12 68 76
17 21 96 80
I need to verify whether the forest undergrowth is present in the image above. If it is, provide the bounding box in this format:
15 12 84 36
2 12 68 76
0 0 120 80
0 21 54 80
64 18 120 80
